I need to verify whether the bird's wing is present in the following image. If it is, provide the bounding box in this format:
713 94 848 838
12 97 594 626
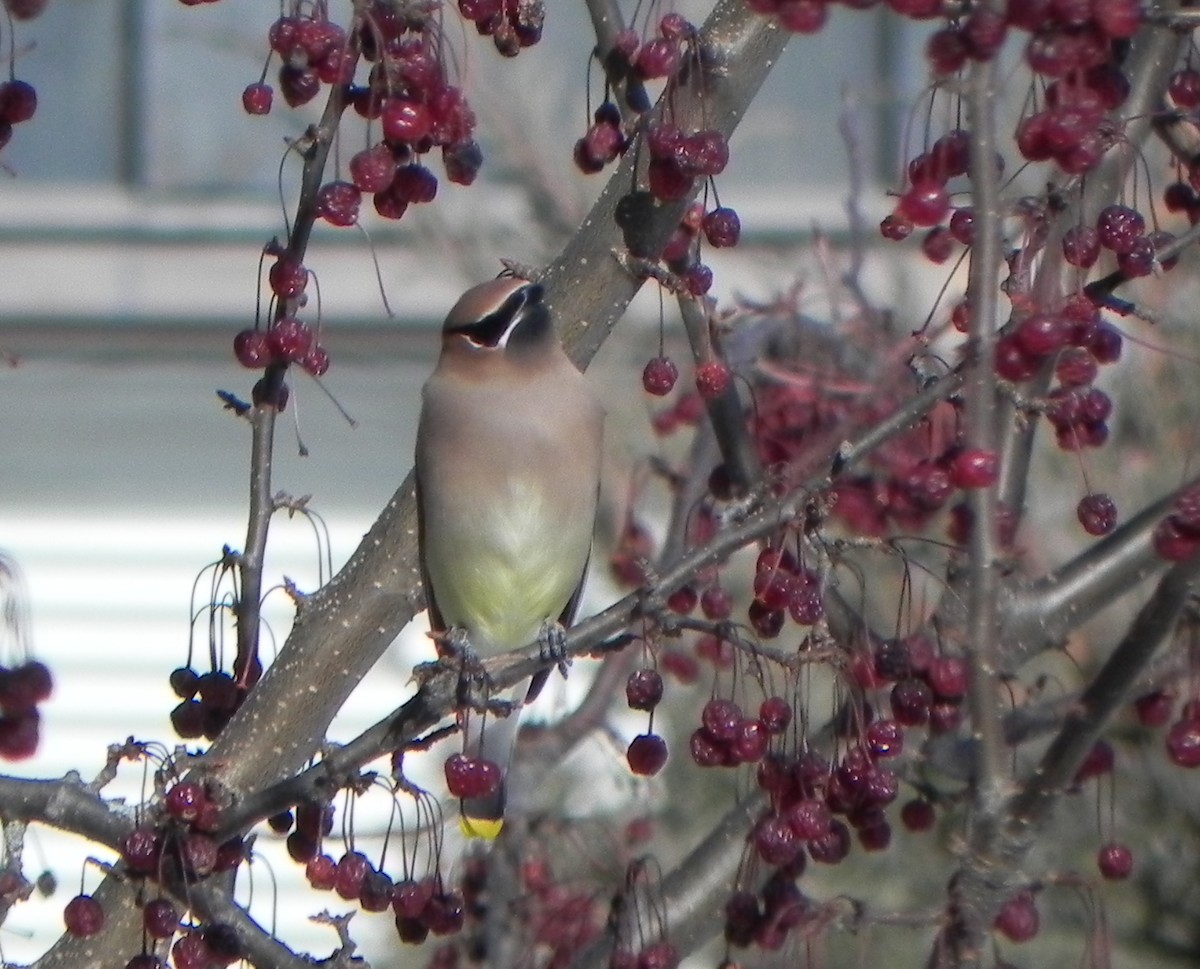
524 542 593 704
414 471 448 637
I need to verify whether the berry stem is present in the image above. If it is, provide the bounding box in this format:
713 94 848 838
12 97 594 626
676 294 760 496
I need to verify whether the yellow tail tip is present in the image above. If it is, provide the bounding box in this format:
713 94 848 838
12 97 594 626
460 815 504 841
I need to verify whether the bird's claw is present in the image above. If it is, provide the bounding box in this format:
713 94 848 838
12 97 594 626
434 627 495 701
538 619 571 679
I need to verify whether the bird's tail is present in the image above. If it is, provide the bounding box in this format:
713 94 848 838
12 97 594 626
459 694 521 840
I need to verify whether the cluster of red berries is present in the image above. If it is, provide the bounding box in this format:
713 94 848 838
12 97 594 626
851 635 971 735
611 14 693 82
0 660 51 760
740 548 824 639
624 667 670 776
690 695 788 768
238 3 507 228
577 14 739 302
70 778 250 966
458 0 544 55
120 780 245 884
746 0 844 34
574 102 628 173
505 854 604 969
880 128 982 265
277 798 463 945
641 352 733 402
1062 203 1176 280
168 659 260 742
1152 483 1200 563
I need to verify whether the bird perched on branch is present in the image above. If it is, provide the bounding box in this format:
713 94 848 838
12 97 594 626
415 276 604 839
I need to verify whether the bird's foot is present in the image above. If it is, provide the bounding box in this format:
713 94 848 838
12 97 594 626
433 627 495 702
538 619 571 679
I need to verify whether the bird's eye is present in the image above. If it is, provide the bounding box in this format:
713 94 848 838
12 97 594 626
449 284 542 349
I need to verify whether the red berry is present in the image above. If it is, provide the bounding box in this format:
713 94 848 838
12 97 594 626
702 698 743 743
865 719 904 759
233 329 271 368
1097 842 1133 880
267 317 313 363
949 448 999 489
306 853 337 890
349 144 397 193
626 669 664 711
927 655 968 699
1096 204 1144 254
634 38 681 79
700 585 732 620
1077 493 1117 535
278 64 320 107
316 181 361 227
759 696 792 734
880 213 914 241
627 733 669 775
642 356 679 395
165 780 206 822
702 207 741 248
921 226 955 263
898 182 950 227
64 894 104 937
0 80 36 124
695 361 731 399
900 798 936 832
143 898 179 940
241 83 273 116
1154 516 1200 563
268 258 308 299
382 98 432 145
1134 689 1174 727
334 850 371 901
1015 312 1070 358
1166 718 1200 767
443 753 502 799
994 891 1039 942
1062 225 1100 267
444 140 484 185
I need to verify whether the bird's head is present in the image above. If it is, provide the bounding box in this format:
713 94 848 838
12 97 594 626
440 278 553 365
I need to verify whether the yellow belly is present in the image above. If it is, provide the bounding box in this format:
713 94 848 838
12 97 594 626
425 478 590 652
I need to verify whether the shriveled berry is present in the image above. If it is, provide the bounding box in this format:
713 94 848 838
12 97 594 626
1077 493 1117 535
702 207 741 247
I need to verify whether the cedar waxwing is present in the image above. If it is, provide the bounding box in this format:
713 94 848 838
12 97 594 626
415 278 604 839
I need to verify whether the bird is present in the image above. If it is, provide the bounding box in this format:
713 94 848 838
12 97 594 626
414 276 604 839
